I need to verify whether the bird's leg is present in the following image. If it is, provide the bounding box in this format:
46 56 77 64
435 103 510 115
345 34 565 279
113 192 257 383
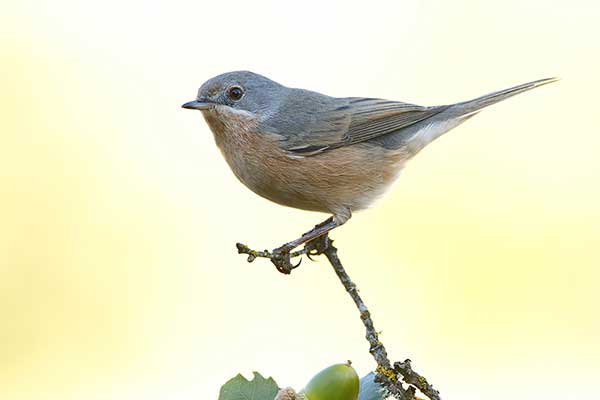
276 217 336 253
236 211 352 274
270 217 339 274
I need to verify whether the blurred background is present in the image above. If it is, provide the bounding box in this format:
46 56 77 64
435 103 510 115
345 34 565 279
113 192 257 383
1 1 599 399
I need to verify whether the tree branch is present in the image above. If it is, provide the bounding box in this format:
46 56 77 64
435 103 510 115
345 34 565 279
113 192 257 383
236 233 441 400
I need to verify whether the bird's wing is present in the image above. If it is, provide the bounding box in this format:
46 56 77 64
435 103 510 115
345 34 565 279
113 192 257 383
281 97 449 155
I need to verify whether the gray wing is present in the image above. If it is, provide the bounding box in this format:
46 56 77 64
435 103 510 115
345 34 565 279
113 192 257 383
326 98 449 151
265 91 448 156
266 77 557 156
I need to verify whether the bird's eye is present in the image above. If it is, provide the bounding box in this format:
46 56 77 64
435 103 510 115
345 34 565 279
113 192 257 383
227 86 244 101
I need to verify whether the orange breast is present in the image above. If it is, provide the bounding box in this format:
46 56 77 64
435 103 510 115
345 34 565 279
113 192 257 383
203 106 408 219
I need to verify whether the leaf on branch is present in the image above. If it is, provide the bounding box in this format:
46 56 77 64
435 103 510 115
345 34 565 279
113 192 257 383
218 372 279 400
358 372 387 400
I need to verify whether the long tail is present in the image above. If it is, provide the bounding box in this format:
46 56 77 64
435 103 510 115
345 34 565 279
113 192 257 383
401 77 558 156
451 77 559 116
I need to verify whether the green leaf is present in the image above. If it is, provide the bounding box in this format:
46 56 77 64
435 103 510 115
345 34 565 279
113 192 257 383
358 372 386 400
219 372 279 400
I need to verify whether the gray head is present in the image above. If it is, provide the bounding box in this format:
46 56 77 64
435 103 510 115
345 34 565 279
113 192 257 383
182 71 285 116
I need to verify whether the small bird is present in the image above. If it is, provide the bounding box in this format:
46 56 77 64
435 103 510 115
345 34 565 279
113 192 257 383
183 71 556 272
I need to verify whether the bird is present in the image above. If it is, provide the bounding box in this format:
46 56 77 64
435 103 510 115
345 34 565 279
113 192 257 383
183 71 556 273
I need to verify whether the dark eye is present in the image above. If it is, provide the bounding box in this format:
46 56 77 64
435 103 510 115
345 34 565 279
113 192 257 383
227 86 244 101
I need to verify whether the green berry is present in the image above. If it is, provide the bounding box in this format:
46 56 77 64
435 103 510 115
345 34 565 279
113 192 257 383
303 362 359 400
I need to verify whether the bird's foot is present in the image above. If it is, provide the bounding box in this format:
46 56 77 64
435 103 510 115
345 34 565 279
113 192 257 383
304 234 331 260
235 243 302 274
236 217 337 274
236 233 332 275
270 246 301 274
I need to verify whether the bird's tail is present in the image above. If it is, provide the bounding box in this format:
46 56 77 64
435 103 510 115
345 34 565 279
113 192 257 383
401 77 558 157
451 77 559 116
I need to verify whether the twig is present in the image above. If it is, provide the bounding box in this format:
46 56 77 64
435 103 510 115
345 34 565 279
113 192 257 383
235 234 441 400
394 360 440 400
236 243 310 264
320 235 440 400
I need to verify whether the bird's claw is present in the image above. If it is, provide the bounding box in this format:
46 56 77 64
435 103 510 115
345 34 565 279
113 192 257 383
303 235 331 261
293 257 302 269
237 233 332 274
305 246 321 261
271 248 301 274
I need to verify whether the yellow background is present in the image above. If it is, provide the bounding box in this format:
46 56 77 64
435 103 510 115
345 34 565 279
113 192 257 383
1 1 599 399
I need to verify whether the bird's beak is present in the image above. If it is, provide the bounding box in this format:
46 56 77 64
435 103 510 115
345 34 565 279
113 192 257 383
181 100 214 110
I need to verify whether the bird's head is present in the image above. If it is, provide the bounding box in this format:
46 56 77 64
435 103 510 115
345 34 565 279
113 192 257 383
182 71 284 119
